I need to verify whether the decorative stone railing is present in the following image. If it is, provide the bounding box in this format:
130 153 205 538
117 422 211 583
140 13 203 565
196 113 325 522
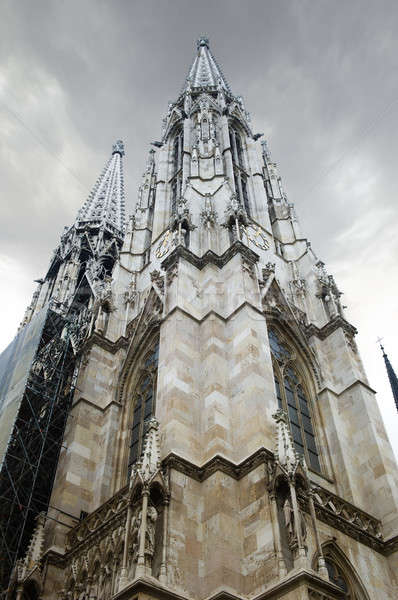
65 485 128 553
299 484 383 551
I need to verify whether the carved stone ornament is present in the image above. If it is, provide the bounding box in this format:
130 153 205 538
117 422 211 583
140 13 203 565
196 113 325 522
243 223 270 250
150 269 165 295
155 229 173 259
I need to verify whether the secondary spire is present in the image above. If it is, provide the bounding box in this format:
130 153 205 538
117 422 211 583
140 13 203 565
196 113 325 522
380 344 398 412
77 140 126 238
182 36 231 94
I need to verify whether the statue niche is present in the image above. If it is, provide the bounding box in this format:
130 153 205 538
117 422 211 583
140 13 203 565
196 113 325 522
126 483 165 581
275 478 307 570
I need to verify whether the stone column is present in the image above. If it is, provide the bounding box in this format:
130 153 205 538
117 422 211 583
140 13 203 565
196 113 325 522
308 489 328 578
159 497 170 584
289 481 306 566
269 491 287 577
136 487 149 577
119 501 133 589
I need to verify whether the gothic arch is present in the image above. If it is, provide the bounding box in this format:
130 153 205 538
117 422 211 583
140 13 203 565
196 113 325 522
267 308 322 387
312 541 370 600
267 321 325 474
114 320 160 489
117 285 163 404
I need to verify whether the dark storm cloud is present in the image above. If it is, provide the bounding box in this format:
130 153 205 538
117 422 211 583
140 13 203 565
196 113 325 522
0 0 397 453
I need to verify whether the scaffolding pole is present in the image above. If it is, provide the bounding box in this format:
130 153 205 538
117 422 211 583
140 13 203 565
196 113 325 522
0 308 77 591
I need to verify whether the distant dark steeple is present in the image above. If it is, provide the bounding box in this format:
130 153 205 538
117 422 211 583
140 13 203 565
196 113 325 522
381 344 398 412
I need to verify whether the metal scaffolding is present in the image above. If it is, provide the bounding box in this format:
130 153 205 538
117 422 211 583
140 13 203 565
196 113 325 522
0 308 77 592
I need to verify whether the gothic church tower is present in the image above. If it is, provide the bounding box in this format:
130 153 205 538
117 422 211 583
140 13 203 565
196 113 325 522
4 37 398 600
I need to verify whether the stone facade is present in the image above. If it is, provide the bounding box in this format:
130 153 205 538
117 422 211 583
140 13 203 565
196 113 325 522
8 37 398 599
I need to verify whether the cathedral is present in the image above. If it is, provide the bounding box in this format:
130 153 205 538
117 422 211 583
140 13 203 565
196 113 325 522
1 37 397 599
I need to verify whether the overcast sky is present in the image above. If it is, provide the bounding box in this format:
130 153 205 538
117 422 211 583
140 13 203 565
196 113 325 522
0 0 397 457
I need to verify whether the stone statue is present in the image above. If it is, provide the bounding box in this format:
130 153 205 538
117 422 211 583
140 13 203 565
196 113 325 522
145 505 158 559
283 497 295 545
283 496 307 551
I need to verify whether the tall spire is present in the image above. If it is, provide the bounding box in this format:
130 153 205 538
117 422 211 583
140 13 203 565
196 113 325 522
77 140 126 237
182 36 231 94
380 344 398 412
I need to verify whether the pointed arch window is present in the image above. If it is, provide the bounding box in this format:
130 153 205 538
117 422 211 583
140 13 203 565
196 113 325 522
268 328 321 472
128 341 159 479
325 559 350 595
320 545 368 600
170 128 183 215
229 124 251 217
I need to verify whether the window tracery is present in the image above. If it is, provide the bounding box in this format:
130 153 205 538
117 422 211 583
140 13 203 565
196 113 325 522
325 558 350 595
320 545 369 600
128 342 159 479
170 128 183 215
229 124 251 216
268 328 321 472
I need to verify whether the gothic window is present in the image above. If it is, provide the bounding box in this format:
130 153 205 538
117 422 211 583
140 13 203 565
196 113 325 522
320 546 368 600
268 328 321 472
128 342 159 479
325 559 350 595
241 177 250 216
170 128 183 215
171 179 178 214
229 124 251 216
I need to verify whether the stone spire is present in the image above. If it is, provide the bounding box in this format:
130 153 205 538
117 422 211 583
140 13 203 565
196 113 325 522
182 36 231 93
77 140 126 238
381 344 398 412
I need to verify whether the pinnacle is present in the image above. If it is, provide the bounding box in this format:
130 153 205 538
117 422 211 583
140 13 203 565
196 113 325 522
182 36 231 94
112 139 125 156
197 35 210 50
77 141 126 236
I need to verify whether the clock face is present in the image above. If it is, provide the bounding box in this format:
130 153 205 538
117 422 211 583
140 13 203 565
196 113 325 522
244 224 269 250
155 230 172 259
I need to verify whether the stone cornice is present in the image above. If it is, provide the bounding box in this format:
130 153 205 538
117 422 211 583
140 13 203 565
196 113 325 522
254 569 345 600
164 448 272 482
112 569 346 600
318 379 377 398
306 315 357 341
164 301 264 326
383 534 398 556
161 241 259 272
81 331 128 356
114 576 192 600
71 395 122 413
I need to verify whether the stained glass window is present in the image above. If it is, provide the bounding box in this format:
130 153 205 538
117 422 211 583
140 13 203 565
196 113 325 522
128 342 159 479
269 328 321 472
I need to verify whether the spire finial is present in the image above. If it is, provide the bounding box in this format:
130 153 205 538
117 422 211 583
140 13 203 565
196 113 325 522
197 36 209 50
112 139 125 156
